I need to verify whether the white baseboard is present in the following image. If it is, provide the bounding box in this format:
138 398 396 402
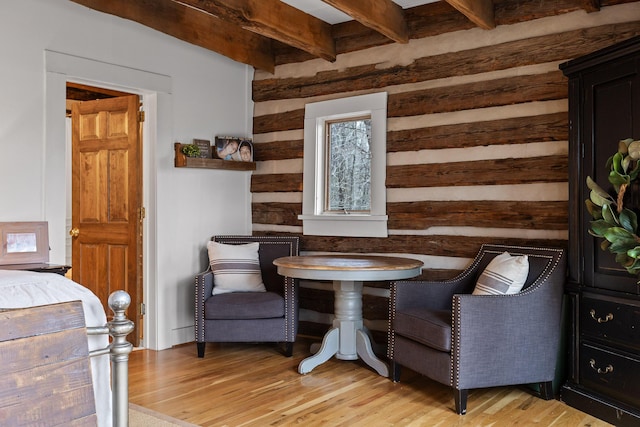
172 325 194 346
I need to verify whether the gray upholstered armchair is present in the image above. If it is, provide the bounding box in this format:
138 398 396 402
388 244 566 415
195 235 299 358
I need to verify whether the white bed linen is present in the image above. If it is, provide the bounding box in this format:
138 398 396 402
0 269 112 427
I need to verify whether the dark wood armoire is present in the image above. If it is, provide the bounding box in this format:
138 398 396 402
560 36 640 426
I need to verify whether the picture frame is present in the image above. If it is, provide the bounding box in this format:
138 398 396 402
215 136 253 162
237 139 253 162
193 138 211 159
215 136 241 161
0 221 49 265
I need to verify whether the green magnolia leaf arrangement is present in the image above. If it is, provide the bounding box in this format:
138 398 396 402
586 138 640 277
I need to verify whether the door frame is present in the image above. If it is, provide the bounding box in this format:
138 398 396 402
45 50 172 350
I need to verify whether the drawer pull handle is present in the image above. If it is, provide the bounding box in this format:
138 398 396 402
589 359 614 374
589 309 613 323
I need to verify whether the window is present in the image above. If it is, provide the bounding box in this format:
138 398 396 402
299 92 388 237
325 117 372 213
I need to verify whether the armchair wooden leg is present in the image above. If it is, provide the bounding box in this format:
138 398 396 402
390 361 401 382
454 389 468 415
539 381 554 400
283 342 293 357
197 342 205 358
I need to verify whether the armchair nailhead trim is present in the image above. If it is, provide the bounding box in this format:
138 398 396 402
387 283 397 359
451 297 461 388
195 273 207 342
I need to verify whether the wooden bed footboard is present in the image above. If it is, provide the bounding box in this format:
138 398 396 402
88 290 135 427
0 291 134 427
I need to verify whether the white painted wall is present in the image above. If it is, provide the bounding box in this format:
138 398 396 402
0 0 255 349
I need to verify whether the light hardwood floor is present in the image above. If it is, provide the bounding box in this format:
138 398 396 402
128 338 612 427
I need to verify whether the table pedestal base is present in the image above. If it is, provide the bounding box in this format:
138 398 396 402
297 280 388 377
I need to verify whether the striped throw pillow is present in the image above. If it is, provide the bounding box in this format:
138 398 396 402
207 241 266 295
473 252 529 296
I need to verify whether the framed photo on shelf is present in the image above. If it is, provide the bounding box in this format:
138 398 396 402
237 139 253 162
215 136 253 162
193 139 211 158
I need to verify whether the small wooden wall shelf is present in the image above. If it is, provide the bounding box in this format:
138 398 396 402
174 143 256 171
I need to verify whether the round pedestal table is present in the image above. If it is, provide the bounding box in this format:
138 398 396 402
273 254 423 376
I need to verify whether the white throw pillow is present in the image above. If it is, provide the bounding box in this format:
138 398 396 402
207 241 266 295
473 251 529 296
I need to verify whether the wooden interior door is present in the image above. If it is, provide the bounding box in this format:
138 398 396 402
71 95 143 346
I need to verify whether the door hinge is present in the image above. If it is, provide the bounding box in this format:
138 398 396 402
140 302 146 316
138 110 145 122
140 207 146 221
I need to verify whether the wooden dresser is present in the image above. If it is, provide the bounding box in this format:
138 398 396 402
560 36 640 426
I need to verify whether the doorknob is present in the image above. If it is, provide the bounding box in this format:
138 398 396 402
69 228 80 237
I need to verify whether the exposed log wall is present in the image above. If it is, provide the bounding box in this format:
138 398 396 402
251 1 640 341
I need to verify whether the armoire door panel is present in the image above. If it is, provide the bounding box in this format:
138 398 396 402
581 56 640 292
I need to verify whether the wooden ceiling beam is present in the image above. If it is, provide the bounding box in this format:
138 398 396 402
445 0 495 30
176 0 336 62
71 0 275 73
322 0 409 43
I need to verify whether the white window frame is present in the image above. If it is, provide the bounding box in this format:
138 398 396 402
299 92 388 237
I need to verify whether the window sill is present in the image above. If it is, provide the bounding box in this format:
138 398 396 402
298 215 388 237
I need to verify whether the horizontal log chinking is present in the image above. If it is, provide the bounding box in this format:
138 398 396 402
250 2 640 341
